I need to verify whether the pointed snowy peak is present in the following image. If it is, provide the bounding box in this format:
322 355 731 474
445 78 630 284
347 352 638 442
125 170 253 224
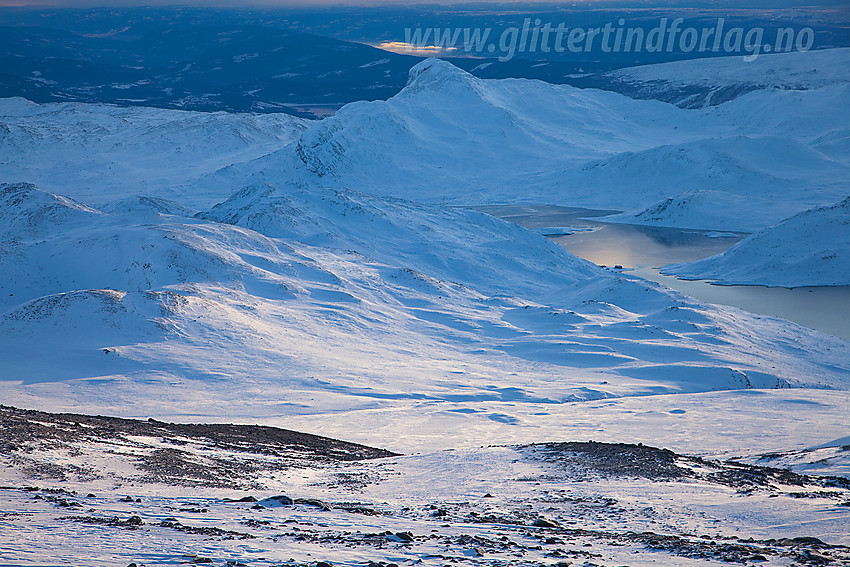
401 57 480 95
0 182 101 238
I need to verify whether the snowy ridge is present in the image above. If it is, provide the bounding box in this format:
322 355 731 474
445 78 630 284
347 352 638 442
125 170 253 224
604 189 798 232
0 99 309 207
0 182 101 238
3 53 849 231
293 58 689 198
599 47 850 108
664 197 850 287
197 181 600 300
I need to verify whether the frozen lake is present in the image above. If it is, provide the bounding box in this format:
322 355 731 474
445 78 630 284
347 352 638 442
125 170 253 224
477 204 850 341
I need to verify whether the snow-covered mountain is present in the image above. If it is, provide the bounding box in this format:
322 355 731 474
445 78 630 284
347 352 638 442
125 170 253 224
2 179 850 439
4 38 850 567
286 57 850 231
2 48 850 452
664 197 850 287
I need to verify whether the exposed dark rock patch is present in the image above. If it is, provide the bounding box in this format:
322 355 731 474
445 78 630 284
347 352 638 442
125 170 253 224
524 441 692 480
0 405 397 488
522 441 850 495
0 405 397 461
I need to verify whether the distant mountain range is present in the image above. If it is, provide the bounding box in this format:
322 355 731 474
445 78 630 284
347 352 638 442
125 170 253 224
2 5 848 116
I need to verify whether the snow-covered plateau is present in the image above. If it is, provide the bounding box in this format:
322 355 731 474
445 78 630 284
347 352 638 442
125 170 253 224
1 49 849 566
596 47 850 108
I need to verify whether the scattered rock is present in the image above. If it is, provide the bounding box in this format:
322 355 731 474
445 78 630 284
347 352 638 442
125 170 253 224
534 518 560 528
295 498 331 511
60 515 144 528
799 550 832 565
260 494 295 507
792 537 828 547
225 495 257 503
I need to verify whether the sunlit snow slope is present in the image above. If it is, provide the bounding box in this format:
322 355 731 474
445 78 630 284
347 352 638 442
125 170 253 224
2 177 849 447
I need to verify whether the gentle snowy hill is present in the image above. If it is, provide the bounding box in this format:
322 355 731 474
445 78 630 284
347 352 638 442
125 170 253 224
0 182 101 238
197 182 600 300
2 51 850 455
664 198 850 287
0 98 308 207
604 190 801 232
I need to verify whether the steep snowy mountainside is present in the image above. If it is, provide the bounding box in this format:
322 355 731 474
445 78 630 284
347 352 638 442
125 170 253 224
592 47 850 108
664 197 850 287
0 98 309 207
